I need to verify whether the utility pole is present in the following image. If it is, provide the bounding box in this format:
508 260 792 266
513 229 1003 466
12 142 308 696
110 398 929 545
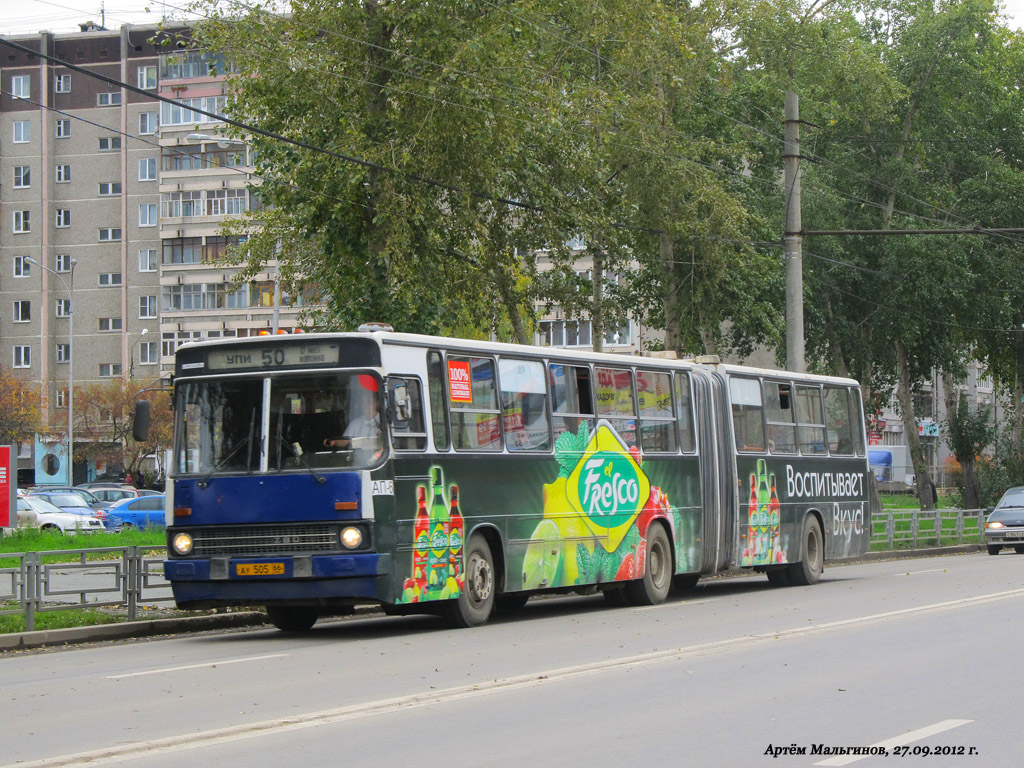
783 89 805 373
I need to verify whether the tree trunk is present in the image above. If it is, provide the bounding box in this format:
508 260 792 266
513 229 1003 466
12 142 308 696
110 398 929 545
591 247 604 353
941 372 979 510
660 233 684 355
896 341 935 510
1014 330 1023 451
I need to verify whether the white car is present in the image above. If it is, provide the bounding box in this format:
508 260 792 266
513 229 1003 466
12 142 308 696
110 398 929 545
16 495 106 534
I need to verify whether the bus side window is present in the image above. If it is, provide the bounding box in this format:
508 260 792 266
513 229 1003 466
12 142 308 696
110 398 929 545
427 351 450 451
637 369 676 453
448 356 501 451
796 385 826 454
850 388 866 456
498 358 551 451
730 376 766 452
388 376 427 450
824 386 854 455
549 363 595 442
595 367 637 447
765 380 797 454
675 372 696 453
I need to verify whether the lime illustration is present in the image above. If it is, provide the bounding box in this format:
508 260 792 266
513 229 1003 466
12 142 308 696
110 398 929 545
522 519 562 589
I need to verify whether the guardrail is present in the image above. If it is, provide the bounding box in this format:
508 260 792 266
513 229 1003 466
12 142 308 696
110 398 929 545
0 546 173 631
871 508 985 550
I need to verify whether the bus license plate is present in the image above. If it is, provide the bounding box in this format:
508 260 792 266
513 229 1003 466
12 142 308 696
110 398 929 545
236 563 285 576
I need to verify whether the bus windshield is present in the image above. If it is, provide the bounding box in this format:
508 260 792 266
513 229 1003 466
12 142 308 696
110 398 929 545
175 372 385 475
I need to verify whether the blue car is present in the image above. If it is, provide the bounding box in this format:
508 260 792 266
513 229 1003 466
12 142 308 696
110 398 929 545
105 495 167 532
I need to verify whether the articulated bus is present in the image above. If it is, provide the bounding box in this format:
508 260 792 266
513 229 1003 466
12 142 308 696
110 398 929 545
153 328 870 631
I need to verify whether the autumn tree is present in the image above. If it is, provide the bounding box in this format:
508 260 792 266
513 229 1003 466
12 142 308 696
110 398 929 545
0 367 43 447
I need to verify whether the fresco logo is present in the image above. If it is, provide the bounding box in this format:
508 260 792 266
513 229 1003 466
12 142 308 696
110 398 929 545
567 421 650 552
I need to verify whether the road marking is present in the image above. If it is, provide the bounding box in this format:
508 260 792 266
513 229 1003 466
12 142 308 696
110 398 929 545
633 598 718 611
902 568 946 575
105 653 290 679
813 719 973 766
9 590 1022 768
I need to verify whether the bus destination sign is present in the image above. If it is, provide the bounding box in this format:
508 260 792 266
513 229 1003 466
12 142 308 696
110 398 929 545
207 343 340 372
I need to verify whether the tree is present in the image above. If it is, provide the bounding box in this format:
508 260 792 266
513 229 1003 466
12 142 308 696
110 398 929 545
0 367 42 447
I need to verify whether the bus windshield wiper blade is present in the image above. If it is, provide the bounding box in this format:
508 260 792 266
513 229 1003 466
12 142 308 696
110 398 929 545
197 437 252 488
279 436 326 484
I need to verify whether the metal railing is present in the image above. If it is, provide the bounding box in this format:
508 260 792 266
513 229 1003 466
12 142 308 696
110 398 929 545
871 508 985 550
0 546 173 631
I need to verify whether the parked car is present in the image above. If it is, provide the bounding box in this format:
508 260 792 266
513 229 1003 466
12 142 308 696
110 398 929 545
79 484 140 504
27 491 110 526
105 494 166 531
17 495 105 534
985 486 1024 555
30 486 111 511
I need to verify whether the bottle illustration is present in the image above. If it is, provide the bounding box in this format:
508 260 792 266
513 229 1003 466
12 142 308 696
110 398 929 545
413 485 430 589
448 484 464 580
756 459 771 564
768 473 781 562
427 466 450 593
743 473 757 565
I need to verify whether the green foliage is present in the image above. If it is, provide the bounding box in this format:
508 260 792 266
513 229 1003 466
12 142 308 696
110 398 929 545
0 607 126 635
0 528 165 563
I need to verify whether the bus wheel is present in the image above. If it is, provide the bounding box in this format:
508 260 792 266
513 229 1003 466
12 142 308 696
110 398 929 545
443 534 495 628
626 524 672 605
788 516 823 586
987 545 1001 555
265 605 318 632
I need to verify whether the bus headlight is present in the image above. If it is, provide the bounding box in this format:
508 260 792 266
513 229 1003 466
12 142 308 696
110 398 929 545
340 526 363 549
172 532 194 556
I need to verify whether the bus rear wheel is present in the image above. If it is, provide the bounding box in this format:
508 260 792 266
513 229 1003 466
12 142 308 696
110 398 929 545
265 605 319 632
788 516 823 586
626 523 672 605
443 534 495 628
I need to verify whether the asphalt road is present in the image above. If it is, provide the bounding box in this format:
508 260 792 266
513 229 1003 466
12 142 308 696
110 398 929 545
1 551 1020 767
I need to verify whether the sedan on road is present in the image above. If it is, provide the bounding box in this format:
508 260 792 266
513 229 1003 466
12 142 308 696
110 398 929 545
16 496 106 534
105 494 166 531
28 492 110 527
985 486 1024 555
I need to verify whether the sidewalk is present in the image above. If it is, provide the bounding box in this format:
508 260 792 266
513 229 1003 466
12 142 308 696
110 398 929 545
0 544 985 652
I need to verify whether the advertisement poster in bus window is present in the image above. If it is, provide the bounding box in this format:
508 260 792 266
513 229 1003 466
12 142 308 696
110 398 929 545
447 360 472 403
396 418 690 606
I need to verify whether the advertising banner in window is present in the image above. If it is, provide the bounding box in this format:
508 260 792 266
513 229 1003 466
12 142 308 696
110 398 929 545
448 360 473 403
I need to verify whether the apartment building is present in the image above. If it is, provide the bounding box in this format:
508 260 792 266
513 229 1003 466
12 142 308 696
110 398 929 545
0 23 305 484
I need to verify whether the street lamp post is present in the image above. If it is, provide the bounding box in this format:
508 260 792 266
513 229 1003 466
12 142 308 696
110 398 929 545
130 327 149 378
26 257 77 484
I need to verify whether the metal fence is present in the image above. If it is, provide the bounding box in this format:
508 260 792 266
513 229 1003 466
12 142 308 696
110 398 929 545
0 546 173 631
871 508 986 550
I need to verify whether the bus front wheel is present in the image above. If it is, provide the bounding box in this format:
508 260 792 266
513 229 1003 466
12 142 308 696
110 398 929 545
265 605 318 632
443 534 495 628
626 523 672 605
788 516 824 586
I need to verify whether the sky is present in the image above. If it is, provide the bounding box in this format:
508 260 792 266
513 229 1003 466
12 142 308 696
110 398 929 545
0 0 1021 36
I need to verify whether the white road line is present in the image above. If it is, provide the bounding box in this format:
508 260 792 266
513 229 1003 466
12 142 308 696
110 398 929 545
10 590 1022 768
106 653 290 679
902 568 946 575
633 598 718 611
813 719 974 766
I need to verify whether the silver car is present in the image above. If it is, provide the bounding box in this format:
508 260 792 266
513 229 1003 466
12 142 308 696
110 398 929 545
985 487 1024 555
17 496 106 534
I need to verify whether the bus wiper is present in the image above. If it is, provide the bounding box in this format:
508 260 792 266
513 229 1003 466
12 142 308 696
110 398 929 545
197 437 252 489
279 436 326 484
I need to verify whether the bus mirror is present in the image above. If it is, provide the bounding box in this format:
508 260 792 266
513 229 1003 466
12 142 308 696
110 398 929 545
132 400 151 442
391 383 411 423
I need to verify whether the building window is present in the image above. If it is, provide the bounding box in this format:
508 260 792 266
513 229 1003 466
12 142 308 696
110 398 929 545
139 203 158 227
98 317 123 332
56 389 68 408
162 190 203 218
56 343 69 363
55 74 71 93
99 228 122 242
55 298 71 317
55 209 71 228
139 295 157 319
11 75 30 99
55 253 72 272
13 300 31 323
98 182 122 196
138 157 157 181
99 137 121 151
13 121 30 143
13 256 30 278
139 341 158 364
13 211 30 234
160 95 226 126
137 65 157 89
207 188 248 216
139 111 157 134
99 363 122 378
139 249 157 272
13 166 30 188
97 92 123 106
99 272 122 287
56 164 71 183
13 346 31 369
55 119 70 138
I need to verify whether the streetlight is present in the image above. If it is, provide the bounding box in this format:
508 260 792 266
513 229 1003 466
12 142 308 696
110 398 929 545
25 256 77 484
130 328 149 379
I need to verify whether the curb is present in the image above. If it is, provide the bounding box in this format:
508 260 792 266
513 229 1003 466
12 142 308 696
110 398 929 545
0 545 987 651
